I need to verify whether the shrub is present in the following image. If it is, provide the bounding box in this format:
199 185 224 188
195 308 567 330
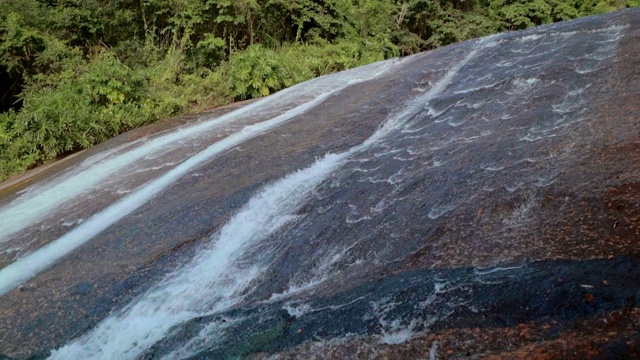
226 45 293 100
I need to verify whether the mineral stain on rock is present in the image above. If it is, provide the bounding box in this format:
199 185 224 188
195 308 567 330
0 8 639 360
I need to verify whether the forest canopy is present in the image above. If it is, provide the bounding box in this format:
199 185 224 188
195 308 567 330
0 0 638 181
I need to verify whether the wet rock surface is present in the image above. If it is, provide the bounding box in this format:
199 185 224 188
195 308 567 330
148 256 640 359
0 8 639 360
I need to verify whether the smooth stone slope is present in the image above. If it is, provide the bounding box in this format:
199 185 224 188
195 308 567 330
0 8 639 360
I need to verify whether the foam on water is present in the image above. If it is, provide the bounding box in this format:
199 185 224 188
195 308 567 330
368 294 438 346
159 319 234 360
283 302 313 318
380 319 419 345
49 150 352 359
519 34 543 42
510 77 539 93
271 240 365 301
428 204 458 220
267 277 330 303
474 265 524 276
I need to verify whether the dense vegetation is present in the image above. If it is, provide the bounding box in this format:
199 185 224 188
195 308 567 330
0 0 637 180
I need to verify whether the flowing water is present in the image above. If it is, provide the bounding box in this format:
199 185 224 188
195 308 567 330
1 9 639 359
0 58 396 296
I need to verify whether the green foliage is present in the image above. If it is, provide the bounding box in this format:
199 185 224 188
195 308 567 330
189 33 227 69
139 47 193 116
10 51 148 161
0 110 15 145
0 12 48 77
490 0 554 29
226 45 291 99
0 0 637 180
267 0 347 42
82 52 145 105
591 0 630 13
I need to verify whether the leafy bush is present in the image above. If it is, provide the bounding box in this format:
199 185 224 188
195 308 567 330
226 45 292 100
189 33 227 70
0 50 156 179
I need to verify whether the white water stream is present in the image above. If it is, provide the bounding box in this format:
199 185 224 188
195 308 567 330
0 60 397 296
0 59 394 247
49 37 495 360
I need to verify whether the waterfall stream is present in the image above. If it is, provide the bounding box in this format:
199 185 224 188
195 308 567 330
0 9 638 360
0 60 398 296
49 35 500 360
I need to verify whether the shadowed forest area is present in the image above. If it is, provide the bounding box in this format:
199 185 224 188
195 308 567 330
0 0 637 181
